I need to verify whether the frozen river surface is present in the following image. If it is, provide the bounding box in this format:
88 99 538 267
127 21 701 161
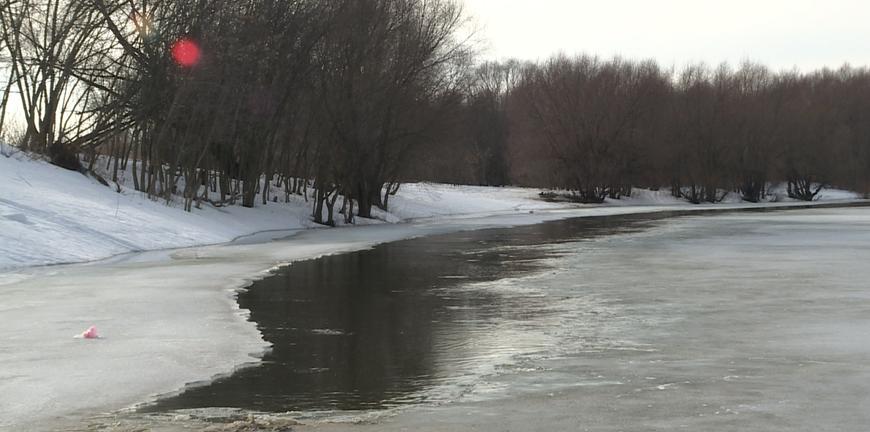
5 205 870 431
107 206 870 432
317 207 870 432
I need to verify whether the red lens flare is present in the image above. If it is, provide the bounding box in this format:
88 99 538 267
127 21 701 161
171 38 201 68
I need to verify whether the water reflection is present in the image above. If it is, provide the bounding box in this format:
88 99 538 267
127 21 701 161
146 213 678 413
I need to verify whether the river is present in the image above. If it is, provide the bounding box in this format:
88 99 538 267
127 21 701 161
106 205 870 431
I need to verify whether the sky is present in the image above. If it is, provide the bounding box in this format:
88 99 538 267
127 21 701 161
462 0 870 71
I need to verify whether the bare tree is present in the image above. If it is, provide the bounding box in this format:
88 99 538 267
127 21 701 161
462 60 521 185
515 55 665 202
311 0 469 220
0 0 111 167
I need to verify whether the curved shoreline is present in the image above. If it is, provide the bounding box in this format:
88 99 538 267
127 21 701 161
2 201 866 431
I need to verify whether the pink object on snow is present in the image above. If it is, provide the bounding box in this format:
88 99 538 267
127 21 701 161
80 326 99 339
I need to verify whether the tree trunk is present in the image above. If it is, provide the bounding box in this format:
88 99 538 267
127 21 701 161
313 187 325 225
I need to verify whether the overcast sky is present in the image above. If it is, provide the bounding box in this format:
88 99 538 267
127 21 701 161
463 0 870 71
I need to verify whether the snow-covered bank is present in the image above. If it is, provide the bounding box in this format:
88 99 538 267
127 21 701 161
0 155 570 271
0 154 863 271
0 155 308 270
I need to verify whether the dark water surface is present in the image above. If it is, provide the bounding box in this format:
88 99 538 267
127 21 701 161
145 204 865 415
146 213 675 414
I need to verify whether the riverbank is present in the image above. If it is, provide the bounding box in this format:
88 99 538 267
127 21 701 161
0 154 571 271
0 153 861 271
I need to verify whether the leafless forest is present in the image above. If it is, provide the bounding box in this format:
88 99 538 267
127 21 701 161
1 0 869 225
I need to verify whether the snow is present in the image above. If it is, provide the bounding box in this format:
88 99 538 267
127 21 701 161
0 153 866 431
0 154 318 270
0 155 573 271
1 154 862 271
383 183 566 219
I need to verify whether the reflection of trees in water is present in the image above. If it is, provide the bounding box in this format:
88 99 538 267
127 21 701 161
146 213 672 413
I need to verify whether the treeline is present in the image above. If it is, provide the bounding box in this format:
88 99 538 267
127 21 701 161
1 0 868 227
437 58 870 203
0 0 468 224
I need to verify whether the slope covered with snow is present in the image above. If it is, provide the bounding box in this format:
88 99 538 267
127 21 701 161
0 155 569 271
0 153 863 271
385 183 566 219
0 155 319 270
